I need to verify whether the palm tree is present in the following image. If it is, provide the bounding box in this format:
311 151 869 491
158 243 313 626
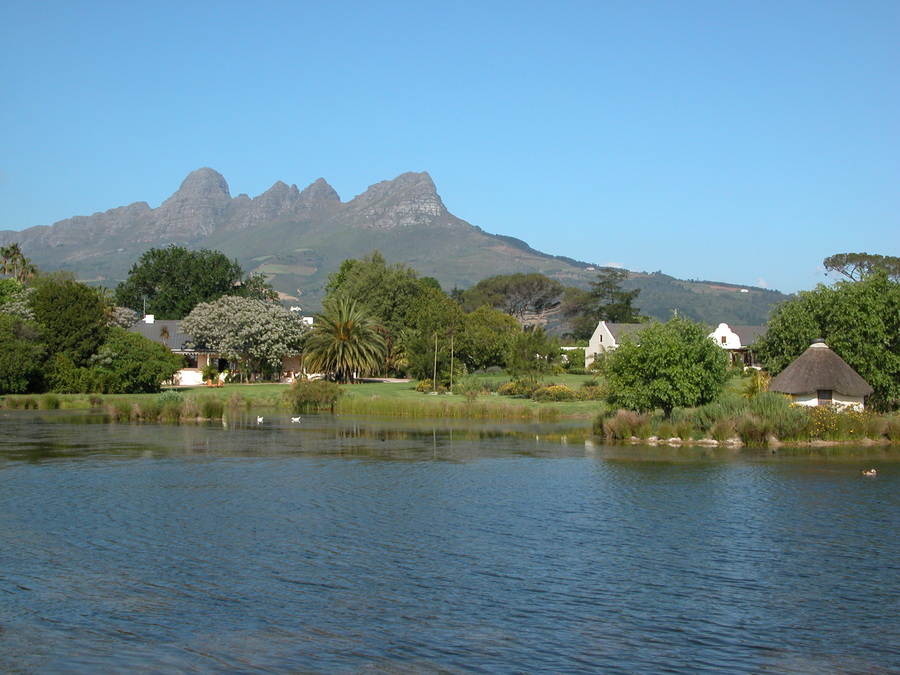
0 243 36 282
0 243 20 276
304 297 386 383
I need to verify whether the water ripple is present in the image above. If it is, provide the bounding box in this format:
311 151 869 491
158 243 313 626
1 411 899 673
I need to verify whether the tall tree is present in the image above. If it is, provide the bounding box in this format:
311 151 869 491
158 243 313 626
505 325 561 382
602 315 729 417
823 252 900 282
564 268 643 339
29 278 108 367
755 271 900 410
115 245 277 320
454 305 521 372
304 297 386 383
0 313 44 394
181 296 307 381
0 243 38 282
325 251 462 376
459 273 564 325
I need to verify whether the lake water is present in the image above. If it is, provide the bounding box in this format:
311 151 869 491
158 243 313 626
1 410 899 674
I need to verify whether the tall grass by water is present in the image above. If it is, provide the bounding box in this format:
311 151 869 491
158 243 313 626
595 391 899 446
337 394 557 420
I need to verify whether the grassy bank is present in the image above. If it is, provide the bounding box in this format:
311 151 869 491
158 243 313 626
3 379 899 447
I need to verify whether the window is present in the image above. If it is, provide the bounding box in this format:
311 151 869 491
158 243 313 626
818 389 833 405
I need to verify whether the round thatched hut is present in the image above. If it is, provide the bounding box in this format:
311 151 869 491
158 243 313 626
768 339 873 410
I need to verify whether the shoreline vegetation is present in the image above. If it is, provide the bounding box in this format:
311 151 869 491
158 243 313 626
2 376 899 449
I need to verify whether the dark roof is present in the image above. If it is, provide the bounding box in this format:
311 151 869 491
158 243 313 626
128 318 201 352
769 341 873 397
728 325 768 346
607 323 646 342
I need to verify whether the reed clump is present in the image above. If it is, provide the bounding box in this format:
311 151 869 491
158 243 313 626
593 391 899 446
337 395 537 419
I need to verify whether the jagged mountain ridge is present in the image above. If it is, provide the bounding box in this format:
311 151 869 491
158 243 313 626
0 168 788 323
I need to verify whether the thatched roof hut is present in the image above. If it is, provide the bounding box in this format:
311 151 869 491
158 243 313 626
769 339 873 408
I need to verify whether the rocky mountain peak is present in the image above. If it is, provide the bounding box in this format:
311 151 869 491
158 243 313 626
347 171 447 229
170 167 231 200
299 178 341 205
156 168 233 238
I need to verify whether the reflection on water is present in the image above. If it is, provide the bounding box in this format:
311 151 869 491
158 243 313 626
1 410 898 673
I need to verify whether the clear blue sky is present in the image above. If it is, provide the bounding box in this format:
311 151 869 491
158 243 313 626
1 0 897 293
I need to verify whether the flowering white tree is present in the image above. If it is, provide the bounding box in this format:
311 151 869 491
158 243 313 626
181 296 307 381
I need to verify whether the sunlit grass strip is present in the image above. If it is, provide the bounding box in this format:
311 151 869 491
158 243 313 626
337 395 541 419
102 393 226 422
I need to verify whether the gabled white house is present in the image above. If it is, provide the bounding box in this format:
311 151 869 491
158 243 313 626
585 322 645 368
585 320 768 369
129 314 313 385
707 323 767 368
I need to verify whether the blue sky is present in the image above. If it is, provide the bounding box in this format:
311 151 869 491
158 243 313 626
1 0 896 293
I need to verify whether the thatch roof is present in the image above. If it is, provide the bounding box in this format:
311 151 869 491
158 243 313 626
769 340 873 397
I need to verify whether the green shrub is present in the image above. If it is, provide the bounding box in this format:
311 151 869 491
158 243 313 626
498 378 540 398
531 385 578 402
578 382 606 401
282 379 342 413
456 376 485 402
157 390 184 407
201 364 219 383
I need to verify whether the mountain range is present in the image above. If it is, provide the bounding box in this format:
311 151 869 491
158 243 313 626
0 168 789 324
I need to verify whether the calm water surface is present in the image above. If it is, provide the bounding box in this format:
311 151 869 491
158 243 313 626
1 410 898 674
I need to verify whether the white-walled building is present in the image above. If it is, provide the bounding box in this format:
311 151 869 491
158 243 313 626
585 320 767 369
768 339 873 410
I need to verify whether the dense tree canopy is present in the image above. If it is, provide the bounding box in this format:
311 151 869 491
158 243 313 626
29 278 108 367
563 267 643 340
115 245 277 320
755 271 900 410
823 252 900 283
458 273 564 325
324 251 464 377
505 326 561 381
181 296 307 381
0 313 44 394
602 316 729 417
455 305 521 372
87 328 183 393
